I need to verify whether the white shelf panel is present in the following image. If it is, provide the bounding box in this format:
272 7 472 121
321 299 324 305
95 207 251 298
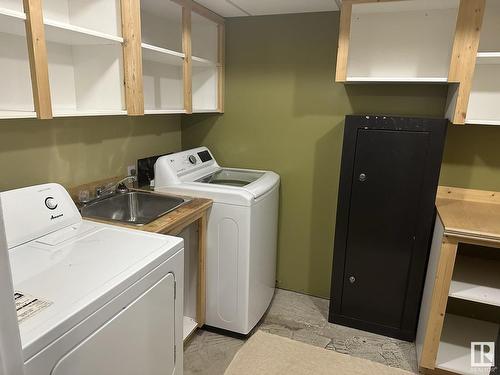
450 255 500 306
346 76 448 83
0 110 36 119
144 109 186 115
44 18 123 46
437 314 498 375
193 109 219 113
0 8 26 37
53 110 127 117
192 56 216 67
466 63 500 124
141 43 184 66
183 316 198 341
348 0 458 81
465 119 500 126
476 52 500 65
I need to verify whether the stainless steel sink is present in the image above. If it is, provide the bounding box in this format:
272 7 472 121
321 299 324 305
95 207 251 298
80 191 188 225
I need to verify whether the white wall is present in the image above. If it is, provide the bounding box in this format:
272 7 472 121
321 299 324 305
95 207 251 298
0 197 24 375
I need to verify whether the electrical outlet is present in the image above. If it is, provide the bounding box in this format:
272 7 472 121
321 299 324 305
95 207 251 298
127 164 136 176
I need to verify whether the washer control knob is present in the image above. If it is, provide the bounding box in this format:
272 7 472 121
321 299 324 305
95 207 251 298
45 197 58 210
188 155 197 165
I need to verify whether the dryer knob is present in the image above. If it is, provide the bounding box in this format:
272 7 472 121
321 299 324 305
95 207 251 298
188 155 197 165
45 197 58 210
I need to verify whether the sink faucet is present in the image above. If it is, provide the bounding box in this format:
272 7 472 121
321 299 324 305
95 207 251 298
96 176 137 198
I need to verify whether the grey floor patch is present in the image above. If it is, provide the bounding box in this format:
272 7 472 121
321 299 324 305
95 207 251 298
184 289 418 374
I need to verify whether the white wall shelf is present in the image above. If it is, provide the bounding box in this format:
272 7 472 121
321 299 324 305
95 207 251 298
436 314 499 375
345 0 459 82
42 0 122 39
346 77 448 83
144 109 186 115
0 2 35 119
449 255 500 307
142 44 184 66
46 42 125 117
0 9 26 36
44 19 124 46
192 11 218 112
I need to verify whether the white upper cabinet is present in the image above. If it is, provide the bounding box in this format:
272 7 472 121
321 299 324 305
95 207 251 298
140 0 185 114
0 0 36 118
466 0 500 125
43 0 125 117
192 11 218 112
346 0 459 82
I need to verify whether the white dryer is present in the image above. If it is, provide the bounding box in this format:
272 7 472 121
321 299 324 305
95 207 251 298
1 183 184 375
155 147 280 334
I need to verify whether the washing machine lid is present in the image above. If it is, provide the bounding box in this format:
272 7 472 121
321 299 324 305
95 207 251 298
196 168 265 187
9 220 183 360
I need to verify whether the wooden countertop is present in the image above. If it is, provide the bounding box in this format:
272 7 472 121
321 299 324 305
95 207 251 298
436 186 500 243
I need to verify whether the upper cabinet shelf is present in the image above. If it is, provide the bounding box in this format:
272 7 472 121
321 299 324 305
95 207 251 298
342 0 459 83
0 1 36 119
0 0 225 120
140 0 185 114
337 0 500 126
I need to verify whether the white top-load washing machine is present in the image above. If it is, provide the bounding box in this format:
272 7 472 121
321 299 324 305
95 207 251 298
0 183 184 375
155 147 280 335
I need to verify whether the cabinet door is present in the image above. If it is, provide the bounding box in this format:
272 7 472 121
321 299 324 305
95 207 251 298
51 273 176 375
341 129 429 329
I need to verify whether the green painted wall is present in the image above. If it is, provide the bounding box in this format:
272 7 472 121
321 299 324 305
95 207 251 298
0 115 181 191
181 12 452 298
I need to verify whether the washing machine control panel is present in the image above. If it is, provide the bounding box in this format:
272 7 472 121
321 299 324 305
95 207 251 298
167 148 215 175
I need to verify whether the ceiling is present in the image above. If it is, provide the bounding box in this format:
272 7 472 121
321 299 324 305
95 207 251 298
195 0 340 17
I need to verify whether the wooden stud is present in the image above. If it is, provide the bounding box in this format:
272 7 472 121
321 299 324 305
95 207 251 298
335 1 352 82
23 0 52 119
420 238 459 369
447 0 485 124
121 0 144 116
172 0 224 25
217 23 225 113
182 5 193 114
196 212 207 327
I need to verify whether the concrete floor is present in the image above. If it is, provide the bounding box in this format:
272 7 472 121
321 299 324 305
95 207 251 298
184 289 418 375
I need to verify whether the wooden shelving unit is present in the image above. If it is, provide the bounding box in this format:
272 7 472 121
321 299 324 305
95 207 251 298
416 186 500 375
436 314 499 375
0 0 225 120
140 0 185 114
464 0 500 126
0 2 36 119
340 0 459 83
336 0 500 127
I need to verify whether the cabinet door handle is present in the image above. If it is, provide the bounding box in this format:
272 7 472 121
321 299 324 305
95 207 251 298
359 173 367 182
349 276 356 284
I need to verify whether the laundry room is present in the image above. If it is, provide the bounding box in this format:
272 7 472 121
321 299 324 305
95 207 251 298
0 1 499 375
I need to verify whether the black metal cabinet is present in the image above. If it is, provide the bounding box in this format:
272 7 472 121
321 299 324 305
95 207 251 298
329 115 447 341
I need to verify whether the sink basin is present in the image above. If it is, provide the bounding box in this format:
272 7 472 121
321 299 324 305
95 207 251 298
81 191 187 225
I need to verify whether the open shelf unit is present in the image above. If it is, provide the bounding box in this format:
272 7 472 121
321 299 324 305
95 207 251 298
449 255 500 307
436 314 498 375
0 0 225 119
0 4 36 119
140 0 185 114
464 0 500 126
43 0 125 117
340 0 459 83
192 11 219 112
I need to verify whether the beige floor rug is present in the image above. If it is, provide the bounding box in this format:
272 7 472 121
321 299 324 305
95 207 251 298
224 331 414 375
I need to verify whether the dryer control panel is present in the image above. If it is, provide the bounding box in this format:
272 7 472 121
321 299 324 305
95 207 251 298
1 183 81 249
